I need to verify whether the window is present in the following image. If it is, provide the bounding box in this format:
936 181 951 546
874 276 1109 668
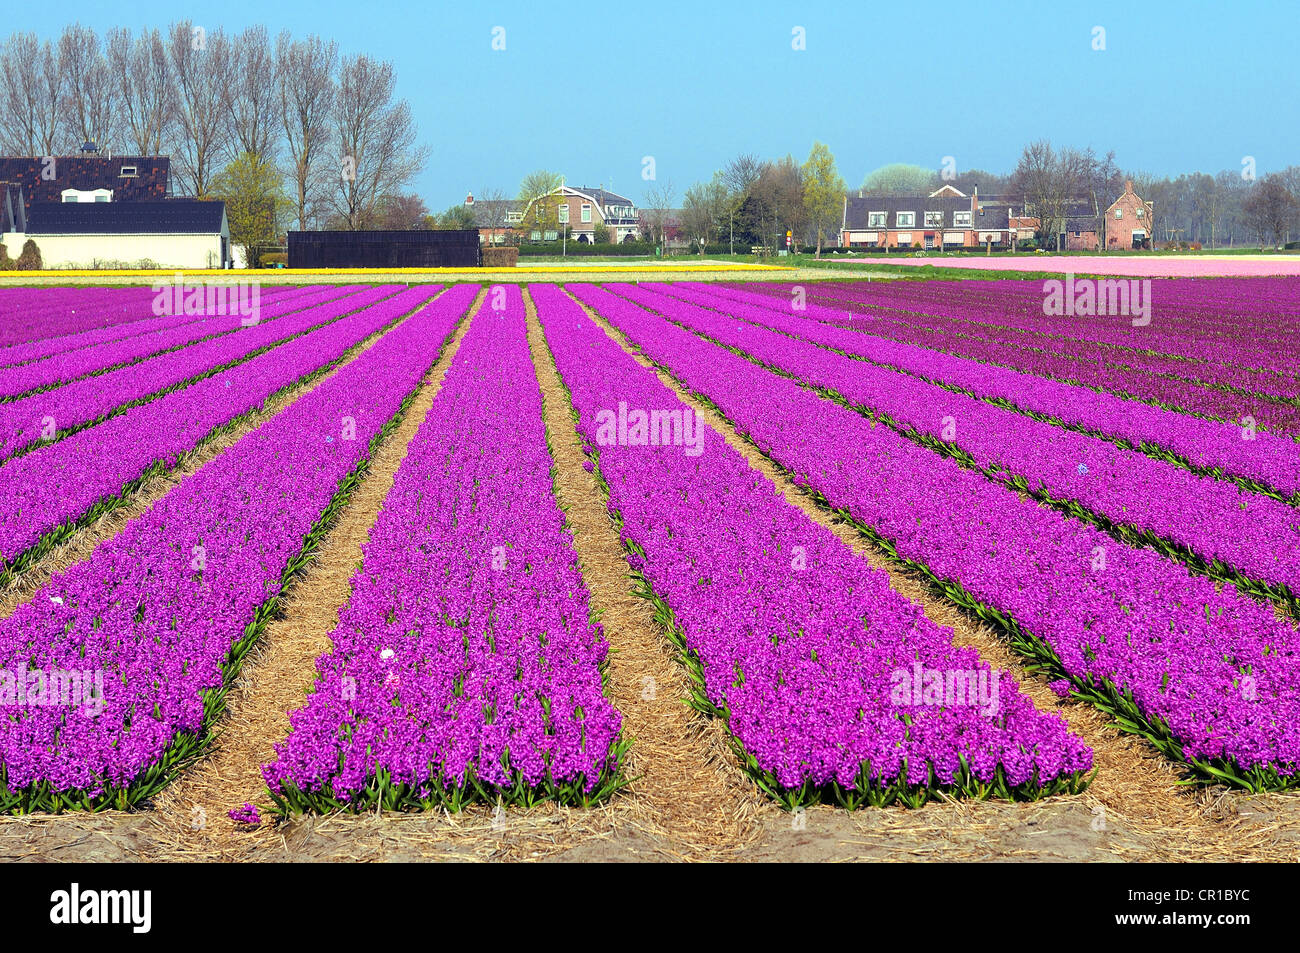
1114 209 1123 219
953 211 972 228
95 195 109 202
558 204 569 223
897 233 913 245
543 230 558 241
1137 208 1144 218
924 211 943 227
867 211 887 228
63 194 76 203
119 165 137 177
506 211 523 223
896 212 915 227
581 203 592 223
530 230 541 240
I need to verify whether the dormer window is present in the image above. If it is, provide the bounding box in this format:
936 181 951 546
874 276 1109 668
953 211 972 228
119 165 138 177
60 188 112 203
896 212 915 227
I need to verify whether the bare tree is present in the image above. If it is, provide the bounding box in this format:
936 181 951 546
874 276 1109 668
1075 147 1122 249
473 186 511 243
168 21 232 197
1188 172 1221 246
0 34 63 155
681 174 727 251
0 34 44 153
227 26 279 164
58 25 118 150
642 180 677 248
329 54 427 229
722 153 761 253
276 32 337 231
1011 140 1086 250
107 28 174 155
1244 177 1297 248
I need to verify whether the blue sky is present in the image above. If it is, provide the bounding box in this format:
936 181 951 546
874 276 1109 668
6 0 1296 209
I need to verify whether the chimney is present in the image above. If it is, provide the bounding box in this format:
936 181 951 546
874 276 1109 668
1125 179 1134 194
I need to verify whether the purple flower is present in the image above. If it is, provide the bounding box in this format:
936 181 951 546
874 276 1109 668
229 803 261 824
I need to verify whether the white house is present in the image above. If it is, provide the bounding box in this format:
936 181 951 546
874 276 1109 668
2 184 231 269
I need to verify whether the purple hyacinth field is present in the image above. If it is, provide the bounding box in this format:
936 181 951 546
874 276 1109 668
0 272 1297 866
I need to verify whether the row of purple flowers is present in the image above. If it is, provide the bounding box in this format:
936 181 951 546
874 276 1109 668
264 286 625 812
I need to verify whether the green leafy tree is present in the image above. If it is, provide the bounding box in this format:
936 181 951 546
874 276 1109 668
518 169 563 240
211 152 288 266
802 142 846 257
436 203 477 230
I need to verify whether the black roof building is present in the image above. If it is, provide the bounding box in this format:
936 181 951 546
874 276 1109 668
23 199 226 235
0 156 171 213
844 194 967 222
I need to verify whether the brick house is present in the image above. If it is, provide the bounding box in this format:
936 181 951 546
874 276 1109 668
1104 179 1154 249
839 186 1014 250
1064 212 1101 251
464 185 638 245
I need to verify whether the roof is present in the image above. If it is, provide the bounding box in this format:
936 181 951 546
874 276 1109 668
0 156 171 211
572 186 635 208
842 195 1013 232
843 195 970 229
972 205 1011 229
24 199 226 235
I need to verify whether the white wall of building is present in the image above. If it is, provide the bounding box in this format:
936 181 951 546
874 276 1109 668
1 232 226 269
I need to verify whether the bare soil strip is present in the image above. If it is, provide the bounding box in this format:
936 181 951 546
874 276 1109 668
522 287 764 859
565 285 1300 862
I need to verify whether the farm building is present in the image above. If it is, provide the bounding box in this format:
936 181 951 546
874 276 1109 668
465 185 640 245
839 186 1015 250
287 228 480 267
1 184 231 268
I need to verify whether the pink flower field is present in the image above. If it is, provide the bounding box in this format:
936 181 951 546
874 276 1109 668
834 255 1300 277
